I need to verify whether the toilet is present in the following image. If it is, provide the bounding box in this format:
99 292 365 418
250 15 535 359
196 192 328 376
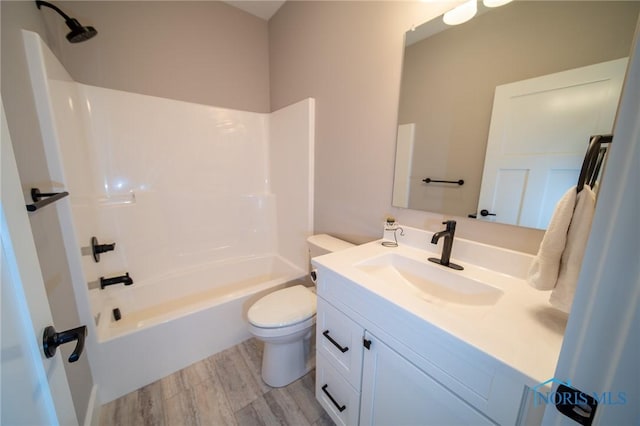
247 234 354 387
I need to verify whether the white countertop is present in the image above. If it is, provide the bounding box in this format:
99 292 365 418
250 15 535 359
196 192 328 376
312 226 567 386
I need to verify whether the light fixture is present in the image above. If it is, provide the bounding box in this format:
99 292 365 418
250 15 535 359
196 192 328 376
443 0 478 26
35 0 97 43
483 0 513 7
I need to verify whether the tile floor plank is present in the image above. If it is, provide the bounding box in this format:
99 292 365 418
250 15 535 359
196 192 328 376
160 357 215 400
164 387 201 426
285 373 325 424
237 338 272 394
100 338 335 426
214 345 263 412
138 380 165 426
263 388 311 426
191 378 238 426
312 411 336 426
234 396 281 426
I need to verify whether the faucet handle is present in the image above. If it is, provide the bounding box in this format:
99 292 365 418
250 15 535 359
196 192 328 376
442 220 457 230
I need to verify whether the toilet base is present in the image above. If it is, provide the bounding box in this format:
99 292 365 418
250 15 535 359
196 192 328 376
261 331 314 387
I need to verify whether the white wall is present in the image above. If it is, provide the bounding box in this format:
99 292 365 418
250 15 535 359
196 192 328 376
70 85 273 282
269 98 315 270
47 85 317 287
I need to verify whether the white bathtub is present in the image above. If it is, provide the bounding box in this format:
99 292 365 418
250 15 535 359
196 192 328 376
92 254 305 403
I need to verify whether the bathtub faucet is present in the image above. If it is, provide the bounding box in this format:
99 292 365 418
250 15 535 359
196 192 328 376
100 272 133 289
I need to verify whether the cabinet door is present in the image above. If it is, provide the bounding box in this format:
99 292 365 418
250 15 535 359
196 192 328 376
360 332 495 426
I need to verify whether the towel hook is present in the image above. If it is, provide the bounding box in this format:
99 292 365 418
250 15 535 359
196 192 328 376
577 135 612 193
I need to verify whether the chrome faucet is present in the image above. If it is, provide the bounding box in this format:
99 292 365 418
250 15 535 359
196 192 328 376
428 220 464 270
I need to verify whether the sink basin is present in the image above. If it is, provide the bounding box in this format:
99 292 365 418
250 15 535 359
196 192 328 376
355 253 503 306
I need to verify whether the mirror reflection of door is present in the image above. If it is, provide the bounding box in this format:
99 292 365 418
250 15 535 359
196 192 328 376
393 1 640 229
477 58 627 229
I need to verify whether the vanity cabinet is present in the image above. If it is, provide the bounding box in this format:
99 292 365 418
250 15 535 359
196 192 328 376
313 228 559 426
314 268 544 426
316 295 492 426
359 331 492 426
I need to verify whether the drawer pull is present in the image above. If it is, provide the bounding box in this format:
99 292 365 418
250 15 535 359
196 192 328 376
322 384 346 412
323 330 349 353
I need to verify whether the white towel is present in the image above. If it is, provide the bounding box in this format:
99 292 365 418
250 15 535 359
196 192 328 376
527 187 577 290
549 185 596 313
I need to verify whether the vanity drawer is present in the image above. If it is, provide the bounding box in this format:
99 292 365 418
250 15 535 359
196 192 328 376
316 352 360 426
317 297 364 389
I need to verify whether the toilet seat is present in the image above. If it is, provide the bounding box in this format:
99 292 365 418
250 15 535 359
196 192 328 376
248 285 316 328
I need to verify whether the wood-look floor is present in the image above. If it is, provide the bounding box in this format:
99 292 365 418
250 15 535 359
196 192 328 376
99 338 334 426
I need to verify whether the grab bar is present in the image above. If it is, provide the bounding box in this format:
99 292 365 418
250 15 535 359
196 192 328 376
422 178 464 186
26 188 69 212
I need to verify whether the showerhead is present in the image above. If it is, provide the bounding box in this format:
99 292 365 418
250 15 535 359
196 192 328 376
65 18 98 43
35 1 98 43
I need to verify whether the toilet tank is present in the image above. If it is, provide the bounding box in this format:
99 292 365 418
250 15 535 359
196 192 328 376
307 234 354 258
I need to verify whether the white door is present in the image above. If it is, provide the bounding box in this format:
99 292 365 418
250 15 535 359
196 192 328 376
541 31 639 425
1 101 78 425
477 58 627 229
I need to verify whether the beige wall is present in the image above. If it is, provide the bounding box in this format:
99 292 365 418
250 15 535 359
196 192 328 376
1 1 94 422
269 1 548 252
400 1 639 217
48 1 270 112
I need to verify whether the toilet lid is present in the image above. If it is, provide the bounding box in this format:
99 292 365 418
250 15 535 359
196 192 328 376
248 285 316 328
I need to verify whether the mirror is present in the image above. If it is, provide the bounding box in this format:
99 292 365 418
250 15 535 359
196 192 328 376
393 1 639 229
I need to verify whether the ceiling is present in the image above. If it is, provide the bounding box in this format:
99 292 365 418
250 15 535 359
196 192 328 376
222 1 286 20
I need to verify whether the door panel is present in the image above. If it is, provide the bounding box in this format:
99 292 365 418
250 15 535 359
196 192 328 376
1 100 77 425
477 58 627 229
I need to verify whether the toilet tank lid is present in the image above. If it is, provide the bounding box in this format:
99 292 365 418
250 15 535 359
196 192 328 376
307 234 355 252
248 285 316 328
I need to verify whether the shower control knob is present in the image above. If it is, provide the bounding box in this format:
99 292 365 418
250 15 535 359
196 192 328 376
480 209 496 217
91 236 116 262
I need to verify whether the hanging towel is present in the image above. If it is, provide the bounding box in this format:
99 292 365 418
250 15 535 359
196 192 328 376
549 185 596 313
527 187 577 290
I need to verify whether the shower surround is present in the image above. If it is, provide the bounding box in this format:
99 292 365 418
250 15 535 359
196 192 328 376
24 31 314 402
